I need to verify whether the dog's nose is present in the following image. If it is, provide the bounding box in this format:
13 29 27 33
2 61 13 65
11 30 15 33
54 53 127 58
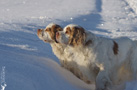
37 29 42 36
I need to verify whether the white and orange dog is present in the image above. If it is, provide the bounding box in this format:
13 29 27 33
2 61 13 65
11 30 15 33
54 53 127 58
56 24 137 90
37 23 65 65
37 23 93 83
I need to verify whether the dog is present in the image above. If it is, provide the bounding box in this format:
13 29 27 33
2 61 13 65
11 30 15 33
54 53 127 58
56 24 137 90
37 23 66 65
37 23 93 83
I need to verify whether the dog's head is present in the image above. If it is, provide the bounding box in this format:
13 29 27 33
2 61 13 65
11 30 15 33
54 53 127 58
56 24 86 47
37 23 63 43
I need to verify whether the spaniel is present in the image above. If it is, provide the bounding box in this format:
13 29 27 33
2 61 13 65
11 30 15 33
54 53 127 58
37 23 93 83
37 23 66 65
56 24 137 90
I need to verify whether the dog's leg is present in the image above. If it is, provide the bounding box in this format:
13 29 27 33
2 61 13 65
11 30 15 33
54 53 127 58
95 70 112 90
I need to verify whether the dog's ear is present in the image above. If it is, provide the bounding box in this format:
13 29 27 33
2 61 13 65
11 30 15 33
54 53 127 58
85 40 92 46
56 25 63 31
53 25 63 43
68 27 86 47
47 24 62 43
113 41 119 55
51 24 63 33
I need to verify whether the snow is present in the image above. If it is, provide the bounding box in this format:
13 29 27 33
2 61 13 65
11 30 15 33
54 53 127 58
1 43 37 51
0 0 137 90
126 0 137 14
124 81 137 90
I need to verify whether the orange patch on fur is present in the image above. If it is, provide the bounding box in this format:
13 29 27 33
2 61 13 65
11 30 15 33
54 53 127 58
113 41 119 55
68 26 86 47
46 24 63 42
37 29 42 36
85 40 92 46
65 27 71 35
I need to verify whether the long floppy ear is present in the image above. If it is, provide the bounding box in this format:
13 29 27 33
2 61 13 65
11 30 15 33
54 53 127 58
50 24 63 43
69 27 86 47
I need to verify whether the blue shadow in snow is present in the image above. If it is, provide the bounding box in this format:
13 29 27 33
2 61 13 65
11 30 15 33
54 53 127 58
96 0 102 12
61 0 111 34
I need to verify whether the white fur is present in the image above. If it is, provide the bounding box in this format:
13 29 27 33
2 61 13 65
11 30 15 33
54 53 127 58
37 23 66 65
64 24 81 30
43 31 52 42
46 23 56 29
37 28 52 42
57 31 69 45
57 24 137 90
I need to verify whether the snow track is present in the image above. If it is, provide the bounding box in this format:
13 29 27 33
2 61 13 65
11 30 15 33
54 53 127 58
98 0 137 39
126 0 137 14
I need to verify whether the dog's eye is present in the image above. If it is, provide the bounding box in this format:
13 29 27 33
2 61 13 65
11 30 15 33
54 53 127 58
65 31 68 34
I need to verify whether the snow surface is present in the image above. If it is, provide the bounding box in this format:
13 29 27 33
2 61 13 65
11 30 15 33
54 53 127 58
0 0 137 90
